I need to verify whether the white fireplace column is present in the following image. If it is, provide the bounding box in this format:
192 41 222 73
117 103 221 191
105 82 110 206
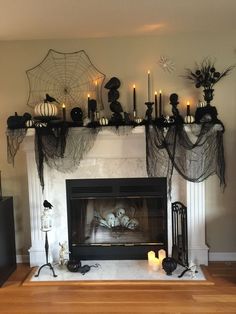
23 127 209 267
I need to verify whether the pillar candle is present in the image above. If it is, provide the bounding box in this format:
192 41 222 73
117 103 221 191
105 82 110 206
159 90 162 116
133 84 136 112
158 249 166 265
147 70 151 102
154 91 158 119
62 103 66 121
152 257 160 271
148 250 156 266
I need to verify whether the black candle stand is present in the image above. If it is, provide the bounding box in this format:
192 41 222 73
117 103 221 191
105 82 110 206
145 101 154 123
35 231 57 278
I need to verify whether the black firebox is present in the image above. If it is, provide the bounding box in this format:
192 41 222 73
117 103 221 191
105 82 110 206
66 177 167 260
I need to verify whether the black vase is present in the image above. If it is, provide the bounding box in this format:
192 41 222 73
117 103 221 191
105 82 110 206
162 257 177 276
203 88 214 106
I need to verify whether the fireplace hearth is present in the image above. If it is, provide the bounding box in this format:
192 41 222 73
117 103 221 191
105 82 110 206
66 177 167 260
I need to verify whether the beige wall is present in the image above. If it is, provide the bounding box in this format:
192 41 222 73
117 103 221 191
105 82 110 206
0 32 235 256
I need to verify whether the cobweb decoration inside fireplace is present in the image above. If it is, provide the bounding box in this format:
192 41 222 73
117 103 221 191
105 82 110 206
66 177 167 260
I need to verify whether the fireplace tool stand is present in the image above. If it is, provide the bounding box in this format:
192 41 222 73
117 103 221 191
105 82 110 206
35 231 57 278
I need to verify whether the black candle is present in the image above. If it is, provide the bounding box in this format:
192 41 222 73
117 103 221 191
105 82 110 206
159 90 162 116
87 94 90 119
186 102 190 115
62 104 66 121
154 91 158 119
133 84 136 112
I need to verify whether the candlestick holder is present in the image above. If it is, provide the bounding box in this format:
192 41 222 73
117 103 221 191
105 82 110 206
34 230 57 278
145 102 154 123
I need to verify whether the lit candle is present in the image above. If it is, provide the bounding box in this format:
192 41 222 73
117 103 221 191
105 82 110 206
87 93 90 119
186 101 190 116
62 103 66 121
152 257 160 271
158 249 166 266
159 90 162 116
154 91 158 119
148 250 156 266
133 84 136 113
147 70 151 102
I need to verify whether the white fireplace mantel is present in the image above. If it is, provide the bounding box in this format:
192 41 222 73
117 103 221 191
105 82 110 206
22 126 209 266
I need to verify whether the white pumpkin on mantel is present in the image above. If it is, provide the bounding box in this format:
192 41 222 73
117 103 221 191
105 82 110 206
34 102 58 117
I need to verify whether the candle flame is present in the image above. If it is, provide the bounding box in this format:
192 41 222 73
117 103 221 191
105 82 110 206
133 84 136 88
88 94 90 98
148 70 150 74
95 80 98 86
155 91 157 95
159 90 162 94
187 101 190 106
62 103 65 108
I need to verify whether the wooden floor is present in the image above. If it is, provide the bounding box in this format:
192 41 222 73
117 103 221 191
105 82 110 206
1 263 236 313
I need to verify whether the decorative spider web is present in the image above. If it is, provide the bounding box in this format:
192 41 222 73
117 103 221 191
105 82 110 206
158 56 175 73
26 49 106 114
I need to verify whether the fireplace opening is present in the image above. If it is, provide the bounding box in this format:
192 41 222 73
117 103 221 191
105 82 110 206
66 178 167 260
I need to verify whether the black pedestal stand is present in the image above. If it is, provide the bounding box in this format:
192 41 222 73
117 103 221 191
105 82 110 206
35 231 57 278
145 102 154 123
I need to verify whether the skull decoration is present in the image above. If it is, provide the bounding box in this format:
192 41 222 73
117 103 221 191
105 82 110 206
120 215 130 227
127 218 139 230
116 208 125 219
106 213 116 228
114 217 120 227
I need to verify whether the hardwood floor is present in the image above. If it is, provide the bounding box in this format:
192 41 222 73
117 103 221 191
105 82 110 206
1 262 236 313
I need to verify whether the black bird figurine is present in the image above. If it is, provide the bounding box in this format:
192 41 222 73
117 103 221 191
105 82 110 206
44 94 60 104
43 200 53 209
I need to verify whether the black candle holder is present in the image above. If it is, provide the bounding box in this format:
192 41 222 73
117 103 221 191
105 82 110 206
35 231 57 278
145 102 154 123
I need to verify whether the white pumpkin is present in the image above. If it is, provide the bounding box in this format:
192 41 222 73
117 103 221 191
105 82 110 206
34 102 58 117
99 117 109 126
25 119 34 128
184 115 195 124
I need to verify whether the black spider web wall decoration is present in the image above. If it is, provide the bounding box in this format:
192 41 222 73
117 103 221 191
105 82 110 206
26 49 106 113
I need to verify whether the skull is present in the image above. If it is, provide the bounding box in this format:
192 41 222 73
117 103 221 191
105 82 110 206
127 218 139 230
106 213 116 227
116 208 125 219
114 217 120 227
120 215 130 227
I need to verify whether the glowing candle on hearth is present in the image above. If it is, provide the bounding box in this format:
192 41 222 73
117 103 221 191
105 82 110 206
148 250 156 266
147 70 151 102
62 103 66 121
154 91 158 119
152 257 160 271
159 90 162 116
186 101 190 115
158 249 166 265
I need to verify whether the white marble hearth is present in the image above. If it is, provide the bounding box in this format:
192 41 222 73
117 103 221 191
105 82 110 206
22 126 209 267
31 260 206 282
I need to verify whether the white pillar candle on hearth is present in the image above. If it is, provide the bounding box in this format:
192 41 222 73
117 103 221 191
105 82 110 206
148 250 156 266
152 257 160 271
158 249 166 265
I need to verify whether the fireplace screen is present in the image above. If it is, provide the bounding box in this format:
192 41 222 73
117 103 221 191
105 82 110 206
67 178 167 260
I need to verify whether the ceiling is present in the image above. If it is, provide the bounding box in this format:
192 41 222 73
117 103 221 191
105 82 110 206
0 0 235 40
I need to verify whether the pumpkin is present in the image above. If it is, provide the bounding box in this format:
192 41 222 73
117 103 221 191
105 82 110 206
184 115 195 124
34 102 58 117
25 119 34 128
135 118 143 124
99 117 109 126
34 121 47 128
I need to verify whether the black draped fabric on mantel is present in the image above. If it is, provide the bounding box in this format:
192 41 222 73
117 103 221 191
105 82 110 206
145 123 225 195
6 124 225 193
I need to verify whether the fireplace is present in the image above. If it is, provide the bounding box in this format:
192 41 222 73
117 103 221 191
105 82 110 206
66 177 167 260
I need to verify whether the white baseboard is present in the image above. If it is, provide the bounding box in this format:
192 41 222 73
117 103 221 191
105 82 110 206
209 252 236 262
16 254 29 263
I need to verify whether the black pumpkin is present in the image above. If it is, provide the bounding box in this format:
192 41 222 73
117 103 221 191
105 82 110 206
7 112 26 129
70 107 83 122
67 259 81 272
162 257 177 276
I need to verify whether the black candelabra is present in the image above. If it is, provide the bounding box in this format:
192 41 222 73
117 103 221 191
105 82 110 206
35 231 57 278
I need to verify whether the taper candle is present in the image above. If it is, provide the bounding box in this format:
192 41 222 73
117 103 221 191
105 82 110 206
87 93 90 119
147 70 151 102
133 84 136 112
62 103 66 121
186 101 190 115
154 91 158 119
159 90 162 116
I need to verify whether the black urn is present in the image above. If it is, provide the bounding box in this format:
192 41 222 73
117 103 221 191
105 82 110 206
67 259 81 272
162 257 177 276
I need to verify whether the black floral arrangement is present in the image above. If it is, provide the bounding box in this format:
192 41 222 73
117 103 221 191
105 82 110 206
184 58 234 90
